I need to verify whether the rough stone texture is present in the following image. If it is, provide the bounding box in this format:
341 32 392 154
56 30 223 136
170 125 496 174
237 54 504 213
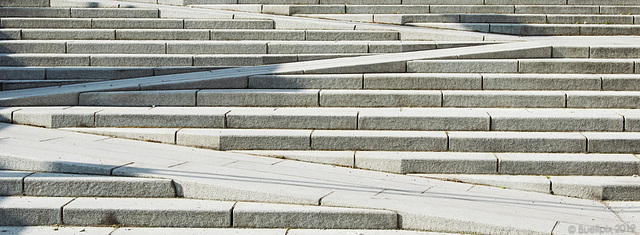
45 67 154 80
63 198 234 227
0 171 30 196
583 132 640 153
91 55 193 67
311 130 448 151
249 74 362 89
448 132 587 153
24 173 175 197
177 129 312 150
0 107 20 123
442 91 566 108
489 24 579 36
95 107 228 128
551 176 640 201
0 7 70 18
356 151 496 174
92 19 183 29
565 91 640 109
345 5 430 14
407 60 518 73
193 55 298 67
211 30 304 41
185 19 274 29
306 30 398 41
71 8 158 18
368 42 438 53
227 108 358 130
12 107 98 128
21 29 115 40
460 14 546 23
547 15 633 24
358 108 490 131
198 89 319 107
408 23 490 33
402 0 483 4
0 68 45 80
112 228 286 234
262 5 345 15
515 5 598 14
590 46 640 59
430 5 514 14
0 197 74 226
0 18 92 29
625 113 640 132
552 46 589 58
167 41 267 54
67 41 166 54
0 0 49 7
320 90 441 107
482 74 601 90
417 174 551 194
79 90 197 106
303 61 406 74
267 42 368 54
486 0 564 4
115 29 210 40
364 73 481 90
488 109 623 132
233 202 397 229
0 226 117 234
373 14 460 24
0 54 90 67
600 6 640 15
579 25 640 36
496 153 640 176
0 29 21 40
602 75 640 91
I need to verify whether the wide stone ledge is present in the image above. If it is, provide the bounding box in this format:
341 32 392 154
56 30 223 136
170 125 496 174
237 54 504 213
448 131 587 153
0 197 75 226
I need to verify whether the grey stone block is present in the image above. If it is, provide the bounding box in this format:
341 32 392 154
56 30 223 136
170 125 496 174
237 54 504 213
443 91 565 108
458 45 552 59
358 108 490 131
356 151 496 174
211 29 305 41
489 24 579 36
580 25 640 36
305 61 406 74
583 132 640 153
430 5 515 14
601 6 640 15
45 67 154 80
402 0 482 4
590 46 640 59
0 0 49 7
92 18 183 29
91 55 193 67
67 41 166 54
185 19 274 29
486 0 563 3
116 29 209 40
239 0 318 4
0 18 91 29
296 54 367 61
167 41 267 54
311 130 448 151
0 41 66 54
95 107 228 128
566 91 640 109
0 7 71 18
603 75 640 91
552 46 589 58
296 13 374 23
0 107 19 123
407 23 490 33
1 80 95 91
12 107 98 128
249 74 362 89
0 54 90 67
407 60 518 73
321 0 400 4
515 5 598 14
111 228 285 235
233 202 397 229
448 132 587 153
176 129 312 150
0 171 30 196
0 197 74 226
263 5 345 15
198 89 319 107
193 55 297 67
79 90 197 107
320 90 441 107
306 30 398 41
568 0 640 5
192 4 263 13
547 15 633 24
364 73 481 90
234 150 355 167
482 74 601 90
21 29 116 40
0 29 21 40
460 14 546 23
551 176 640 200
227 108 358 130
63 198 234 227
346 5 429 14
0 67 45 80
24 173 175 197
490 109 623 132
267 42 368 54
369 42 438 53
519 59 635 74
373 14 459 24
71 8 159 18
497 153 640 176
64 127 179 144
153 66 232 76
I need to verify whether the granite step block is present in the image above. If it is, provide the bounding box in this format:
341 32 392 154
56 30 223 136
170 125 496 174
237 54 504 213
602 75 640 91
21 29 116 40
176 128 312 150
90 54 193 67
0 29 21 40
94 107 229 128
345 5 430 14
262 5 345 15
115 29 210 40
488 109 624 132
546 15 634 25
305 30 398 41
565 91 640 109
0 18 92 29
0 197 74 226
184 19 274 29
23 173 176 197
357 108 490 131
1 80 96 91
193 54 298 67
407 59 518 73
496 153 640 176
583 132 640 153
481 74 601 91
364 73 482 90
319 90 442 107
514 5 599 14
311 130 448 151
210 30 306 41
0 41 67 54
0 54 90 67
166 41 267 54
442 90 566 108
0 171 32 196
248 74 363 89
355 151 497 174
551 176 640 201
226 107 358 130
267 42 369 54
0 0 49 7
0 7 71 18
518 59 635 74
430 5 515 14
448 131 587 153
197 89 320 107
70 8 159 18
67 41 166 54
91 18 184 29
79 90 198 107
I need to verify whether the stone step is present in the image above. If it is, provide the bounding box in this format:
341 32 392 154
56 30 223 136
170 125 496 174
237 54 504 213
0 227 448 235
1 79 95 91
408 23 640 36
75 89 640 108
5 107 639 131
0 170 176 197
0 18 274 29
0 7 160 18
0 66 230 81
340 13 640 24
407 59 640 74
57 127 640 153
0 0 50 7
235 150 640 176
415 174 640 201
0 196 397 228
184 0 640 5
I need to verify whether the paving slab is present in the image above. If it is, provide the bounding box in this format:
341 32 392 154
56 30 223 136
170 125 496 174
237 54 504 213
233 202 397 229
605 201 640 224
320 90 441 107
95 107 228 128
551 176 640 201
443 90 566 108
63 127 178 144
198 89 319 107
23 172 175 197
482 73 601 91
12 106 100 128
177 129 312 150
0 170 30 196
488 109 624 131
0 226 116 234
496 153 640 176
233 150 355 167
311 130 447 151
415 174 551 194
566 91 640 109
448 131 587 153
583 132 640 154
364 73 481 90
0 197 74 226
248 74 362 89
227 107 358 130
358 108 490 131
63 198 234 227
355 151 496 174
79 90 197 106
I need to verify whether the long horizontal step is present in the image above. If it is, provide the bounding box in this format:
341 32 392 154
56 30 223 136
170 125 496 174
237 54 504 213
75 89 640 108
408 23 640 36
5 107 640 132
0 18 274 29
0 227 438 234
184 0 640 6
0 7 160 18
349 13 640 24
0 66 231 81
236 150 640 176
408 59 640 74
59 127 640 153
0 196 397 228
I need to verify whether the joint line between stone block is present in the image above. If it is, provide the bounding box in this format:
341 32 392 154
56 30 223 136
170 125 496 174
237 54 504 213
229 201 237 228
110 162 134 176
60 197 77 225
21 172 35 196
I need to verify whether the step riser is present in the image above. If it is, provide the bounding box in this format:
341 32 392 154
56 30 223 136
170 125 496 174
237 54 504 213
408 59 639 74
0 8 160 18
0 19 274 29
410 23 640 36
